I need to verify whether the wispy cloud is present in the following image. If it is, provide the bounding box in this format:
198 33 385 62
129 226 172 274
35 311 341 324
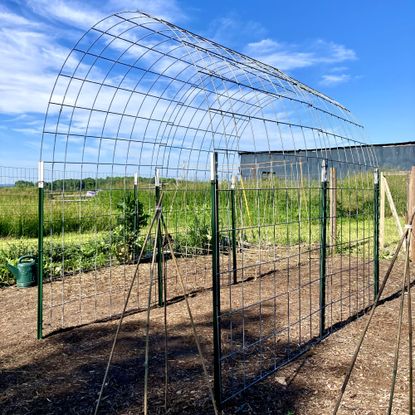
0 11 65 113
26 0 185 29
207 15 267 46
107 0 186 22
0 0 186 116
0 6 41 28
320 73 351 86
329 66 349 73
243 38 357 71
26 0 103 29
1 0 361 170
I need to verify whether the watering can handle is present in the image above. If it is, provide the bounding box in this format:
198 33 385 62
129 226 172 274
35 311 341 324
18 255 36 263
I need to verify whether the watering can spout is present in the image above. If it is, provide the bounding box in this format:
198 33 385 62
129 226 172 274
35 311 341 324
6 263 19 278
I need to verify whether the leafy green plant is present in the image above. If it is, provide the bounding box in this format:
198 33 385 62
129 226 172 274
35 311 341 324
0 240 36 286
175 215 210 256
0 236 112 286
111 192 149 263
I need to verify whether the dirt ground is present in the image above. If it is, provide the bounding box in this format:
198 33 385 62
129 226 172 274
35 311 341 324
0 250 413 415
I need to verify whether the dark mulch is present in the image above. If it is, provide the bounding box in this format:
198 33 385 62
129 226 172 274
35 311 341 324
0 253 412 414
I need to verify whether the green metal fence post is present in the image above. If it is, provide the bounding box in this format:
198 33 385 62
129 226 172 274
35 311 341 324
319 159 328 338
230 175 238 285
155 169 163 307
211 152 222 408
37 161 44 340
133 172 138 262
374 168 380 299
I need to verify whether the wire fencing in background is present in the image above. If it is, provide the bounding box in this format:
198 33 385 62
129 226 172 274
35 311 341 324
0 166 38 287
0 165 38 238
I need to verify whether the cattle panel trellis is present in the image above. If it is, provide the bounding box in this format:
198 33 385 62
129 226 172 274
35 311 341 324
38 11 378 409
211 155 378 404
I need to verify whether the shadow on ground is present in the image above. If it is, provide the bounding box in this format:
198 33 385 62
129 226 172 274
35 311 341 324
0 301 333 415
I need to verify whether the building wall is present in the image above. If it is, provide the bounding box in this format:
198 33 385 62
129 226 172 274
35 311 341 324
373 143 415 170
240 142 415 179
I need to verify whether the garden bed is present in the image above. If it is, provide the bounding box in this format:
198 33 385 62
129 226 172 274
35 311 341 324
0 254 412 414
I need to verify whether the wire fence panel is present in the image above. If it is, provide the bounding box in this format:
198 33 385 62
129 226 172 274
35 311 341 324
215 157 376 403
0 166 38 240
41 164 157 333
0 166 39 341
40 162 216 334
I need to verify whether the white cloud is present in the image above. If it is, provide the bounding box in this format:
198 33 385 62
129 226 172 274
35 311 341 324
0 7 41 28
0 0 186 116
245 39 314 70
26 0 103 29
207 16 266 46
244 38 357 71
0 25 66 113
26 0 185 30
320 73 351 86
106 0 186 23
314 40 356 63
1 0 361 173
329 66 349 73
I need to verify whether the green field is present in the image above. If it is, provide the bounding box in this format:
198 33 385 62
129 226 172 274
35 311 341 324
0 173 407 286
0 172 408 237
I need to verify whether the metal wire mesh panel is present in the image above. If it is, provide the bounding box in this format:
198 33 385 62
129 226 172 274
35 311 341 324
39 10 377 406
0 166 38 240
40 163 214 333
0 166 38 340
216 156 375 402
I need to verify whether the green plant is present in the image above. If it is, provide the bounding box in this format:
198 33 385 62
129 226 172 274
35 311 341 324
112 192 149 262
175 215 210 256
0 240 36 286
0 235 112 286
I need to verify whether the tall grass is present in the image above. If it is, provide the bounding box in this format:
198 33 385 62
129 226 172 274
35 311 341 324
0 173 408 238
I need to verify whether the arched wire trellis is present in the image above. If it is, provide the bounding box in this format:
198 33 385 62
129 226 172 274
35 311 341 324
39 11 379 408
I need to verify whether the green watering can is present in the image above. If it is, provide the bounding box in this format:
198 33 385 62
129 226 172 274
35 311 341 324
7 255 37 288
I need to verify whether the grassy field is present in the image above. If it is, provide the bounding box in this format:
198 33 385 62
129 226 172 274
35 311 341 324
0 172 408 237
0 172 408 286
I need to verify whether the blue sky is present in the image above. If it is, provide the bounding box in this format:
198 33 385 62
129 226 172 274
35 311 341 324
0 0 414 168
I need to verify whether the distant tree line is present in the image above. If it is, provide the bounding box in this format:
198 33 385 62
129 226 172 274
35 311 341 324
14 176 160 191
15 180 36 188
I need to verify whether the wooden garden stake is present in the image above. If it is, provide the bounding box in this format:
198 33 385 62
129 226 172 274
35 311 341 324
329 166 337 254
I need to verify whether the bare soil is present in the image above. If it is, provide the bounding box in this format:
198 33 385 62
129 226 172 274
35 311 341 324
0 250 413 415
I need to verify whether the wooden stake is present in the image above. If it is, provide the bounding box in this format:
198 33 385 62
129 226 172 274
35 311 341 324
408 167 415 260
329 167 337 253
333 210 415 414
383 176 403 237
380 172 385 249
